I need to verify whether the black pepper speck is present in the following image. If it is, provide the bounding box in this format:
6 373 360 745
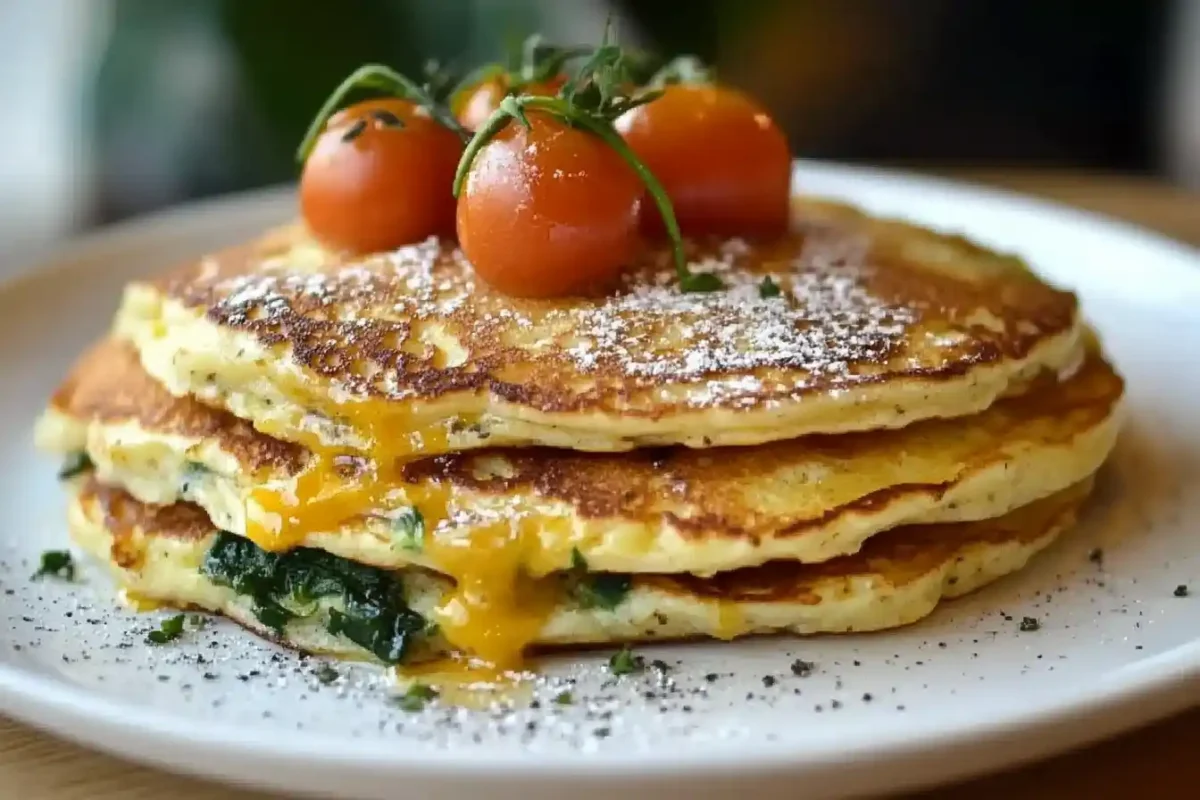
790 659 814 677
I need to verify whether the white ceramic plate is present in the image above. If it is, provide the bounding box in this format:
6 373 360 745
1 163 1198 800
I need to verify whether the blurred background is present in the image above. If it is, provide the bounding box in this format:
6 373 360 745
1 0 1196 268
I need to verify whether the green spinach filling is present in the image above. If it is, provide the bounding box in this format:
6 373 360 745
567 549 632 610
200 532 427 664
57 452 93 481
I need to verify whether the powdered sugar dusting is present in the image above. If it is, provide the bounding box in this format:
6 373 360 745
556 230 916 407
173 207 1074 414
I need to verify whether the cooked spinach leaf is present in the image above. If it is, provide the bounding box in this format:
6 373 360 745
391 507 424 552
200 532 427 664
57 452 93 480
567 547 631 610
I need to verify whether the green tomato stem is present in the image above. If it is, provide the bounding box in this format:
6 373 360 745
297 64 466 163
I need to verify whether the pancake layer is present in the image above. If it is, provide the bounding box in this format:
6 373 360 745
38 339 1121 579
114 198 1083 462
67 476 1091 665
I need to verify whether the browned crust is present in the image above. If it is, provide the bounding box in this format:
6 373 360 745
146 200 1078 416
77 475 212 570
57 340 1121 546
401 352 1120 539
642 480 1087 603
76 477 1085 609
52 339 304 475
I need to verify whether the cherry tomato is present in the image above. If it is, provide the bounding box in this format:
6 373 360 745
615 83 791 238
456 111 644 298
300 98 463 254
453 74 566 132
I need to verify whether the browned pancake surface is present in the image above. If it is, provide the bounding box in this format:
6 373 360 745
145 199 1078 417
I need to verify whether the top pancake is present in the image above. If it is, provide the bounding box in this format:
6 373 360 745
115 197 1082 458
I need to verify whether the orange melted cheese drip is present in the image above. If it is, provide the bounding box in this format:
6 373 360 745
241 394 563 671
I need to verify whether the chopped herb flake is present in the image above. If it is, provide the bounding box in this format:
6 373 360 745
32 550 75 581
758 276 782 298
315 664 340 685
1175 585 1190 598
391 507 425 552
1019 616 1041 632
147 614 186 645
608 645 644 676
57 452 93 480
393 683 438 712
553 690 574 705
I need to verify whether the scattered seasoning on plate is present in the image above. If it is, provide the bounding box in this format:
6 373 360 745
1019 616 1041 632
1174 585 1189 597
1088 548 1105 565
761 675 777 688
315 664 340 685
553 691 574 706
790 659 815 677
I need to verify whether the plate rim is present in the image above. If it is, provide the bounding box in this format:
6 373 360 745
2 160 1199 796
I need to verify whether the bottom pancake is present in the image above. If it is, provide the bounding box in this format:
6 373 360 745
67 476 1092 665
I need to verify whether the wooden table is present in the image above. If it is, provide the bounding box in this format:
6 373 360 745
3 172 1197 799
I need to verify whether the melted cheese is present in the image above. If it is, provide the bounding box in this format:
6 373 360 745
241 392 565 671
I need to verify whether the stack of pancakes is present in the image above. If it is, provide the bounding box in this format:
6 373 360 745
35 198 1123 668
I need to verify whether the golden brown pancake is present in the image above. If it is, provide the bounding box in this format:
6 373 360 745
67 475 1092 664
113 197 1084 462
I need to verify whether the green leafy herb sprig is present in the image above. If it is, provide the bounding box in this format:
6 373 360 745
451 33 590 106
296 61 468 162
452 29 723 294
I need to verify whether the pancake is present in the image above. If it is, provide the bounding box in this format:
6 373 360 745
113 197 1083 467
37 338 1122 580
67 475 1092 665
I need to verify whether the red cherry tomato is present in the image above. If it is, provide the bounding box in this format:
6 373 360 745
456 111 644 298
453 74 566 132
615 83 792 238
300 98 463 254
